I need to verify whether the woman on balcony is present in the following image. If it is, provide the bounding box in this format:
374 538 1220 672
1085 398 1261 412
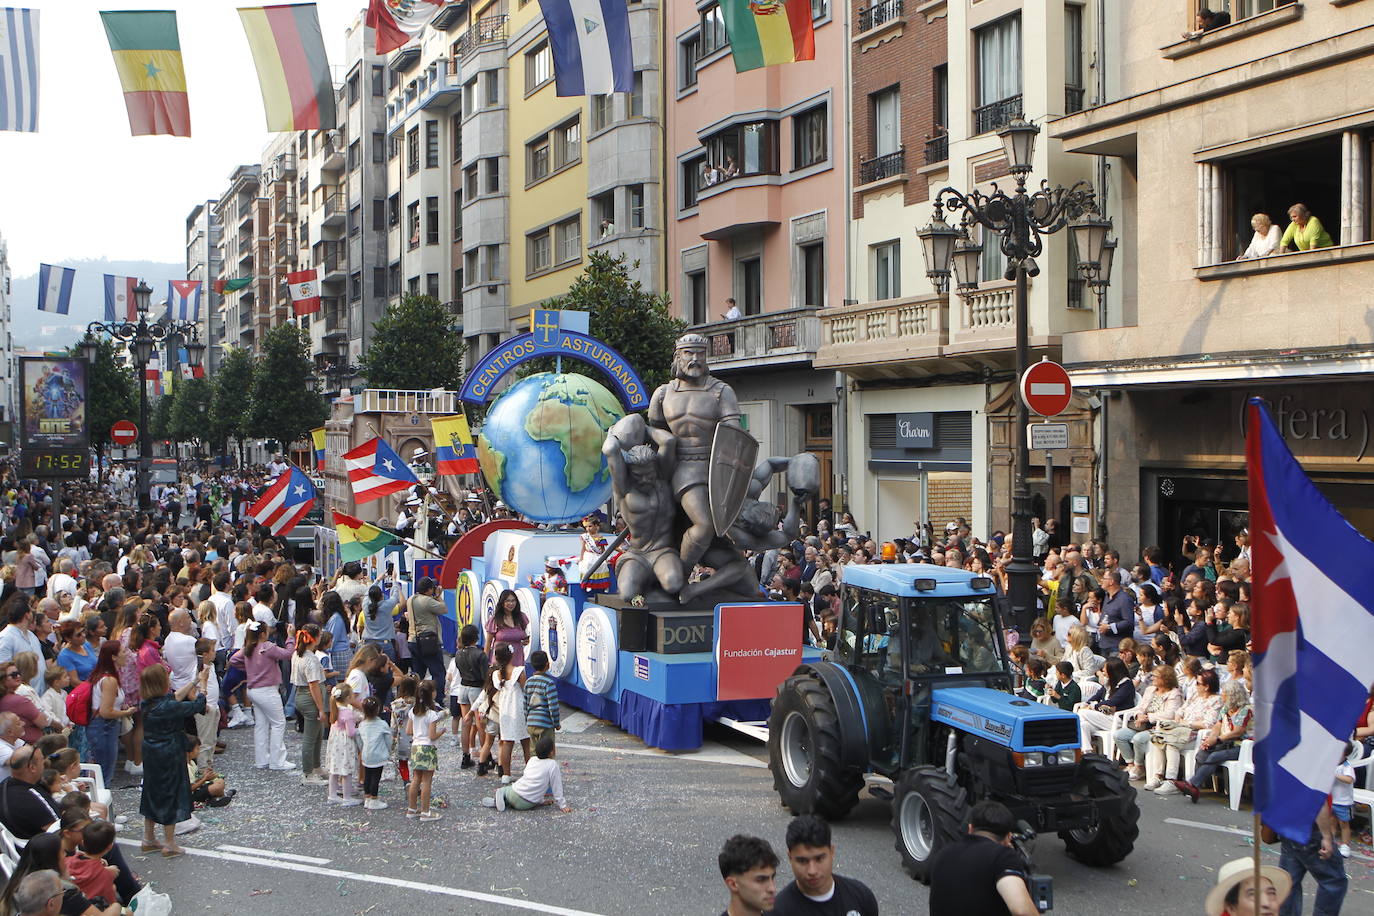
1238 213 1281 259
1280 203 1334 252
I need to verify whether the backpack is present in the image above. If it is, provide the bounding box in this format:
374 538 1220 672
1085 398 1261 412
67 678 93 726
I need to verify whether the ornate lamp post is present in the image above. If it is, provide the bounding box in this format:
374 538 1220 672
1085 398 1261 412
80 280 205 511
917 118 1114 629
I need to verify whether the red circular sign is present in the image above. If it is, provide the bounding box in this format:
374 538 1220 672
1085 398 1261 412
1019 360 1073 417
111 420 138 446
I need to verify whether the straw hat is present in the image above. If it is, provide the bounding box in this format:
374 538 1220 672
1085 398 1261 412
1204 857 1291 916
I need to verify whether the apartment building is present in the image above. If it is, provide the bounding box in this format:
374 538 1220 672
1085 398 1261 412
665 0 843 498
213 165 263 353
184 202 223 374
816 0 1105 539
1052 0 1374 559
0 234 13 440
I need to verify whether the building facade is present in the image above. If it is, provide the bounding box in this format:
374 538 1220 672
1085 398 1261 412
213 165 263 354
0 234 13 441
1052 0 1374 563
184 201 223 374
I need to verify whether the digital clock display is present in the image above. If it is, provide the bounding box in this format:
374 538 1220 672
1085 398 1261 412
21 449 90 478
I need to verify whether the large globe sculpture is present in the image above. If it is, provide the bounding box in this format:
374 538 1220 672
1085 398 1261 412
476 372 626 524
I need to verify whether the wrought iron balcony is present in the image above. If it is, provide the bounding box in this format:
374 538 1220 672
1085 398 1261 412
973 94 1023 135
456 16 507 60
857 0 903 32
924 133 948 165
859 149 905 185
1065 86 1085 114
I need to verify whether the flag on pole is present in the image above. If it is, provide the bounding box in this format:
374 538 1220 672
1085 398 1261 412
430 414 478 475
238 4 338 132
167 279 202 321
176 348 205 380
0 8 39 132
310 426 327 470
718 0 815 72
365 0 447 54
342 437 418 503
143 352 162 396
103 275 139 321
332 509 400 561
1246 396 1374 842
286 269 320 316
36 264 74 314
248 466 317 536
214 277 253 295
99 11 191 137
536 0 633 95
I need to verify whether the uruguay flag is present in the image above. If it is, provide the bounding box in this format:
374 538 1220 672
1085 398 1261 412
537 0 633 96
37 264 74 314
1247 397 1374 842
247 466 316 536
167 280 202 322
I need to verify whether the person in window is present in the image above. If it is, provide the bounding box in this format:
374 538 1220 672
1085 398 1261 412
1182 7 1230 39
723 156 740 179
1280 203 1333 252
1239 213 1282 259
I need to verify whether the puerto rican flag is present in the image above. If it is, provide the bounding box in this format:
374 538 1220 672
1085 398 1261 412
1247 396 1374 842
342 436 418 504
247 466 317 536
167 280 202 322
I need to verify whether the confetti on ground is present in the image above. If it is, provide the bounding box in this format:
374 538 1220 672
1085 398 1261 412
248 889 273 896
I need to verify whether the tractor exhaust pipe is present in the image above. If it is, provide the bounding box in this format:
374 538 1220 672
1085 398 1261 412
945 733 957 777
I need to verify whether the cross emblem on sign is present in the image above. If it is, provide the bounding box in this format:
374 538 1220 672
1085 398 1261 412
533 310 560 345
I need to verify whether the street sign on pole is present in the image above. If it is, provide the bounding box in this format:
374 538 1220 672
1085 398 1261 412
1027 423 1070 450
111 420 138 446
1019 358 1073 417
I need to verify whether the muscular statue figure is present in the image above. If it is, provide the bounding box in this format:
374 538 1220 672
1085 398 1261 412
646 334 742 571
602 415 685 600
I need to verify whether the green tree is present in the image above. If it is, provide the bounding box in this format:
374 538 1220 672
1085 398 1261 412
211 346 256 466
68 338 136 483
150 386 176 443
169 376 216 456
248 324 327 452
357 294 466 391
534 251 685 391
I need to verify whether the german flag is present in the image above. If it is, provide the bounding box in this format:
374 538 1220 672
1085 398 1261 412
100 11 190 137
238 4 337 132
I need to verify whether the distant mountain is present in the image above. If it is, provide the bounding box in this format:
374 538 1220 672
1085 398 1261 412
10 258 186 352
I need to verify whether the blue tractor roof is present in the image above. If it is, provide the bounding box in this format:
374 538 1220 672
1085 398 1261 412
840 564 997 599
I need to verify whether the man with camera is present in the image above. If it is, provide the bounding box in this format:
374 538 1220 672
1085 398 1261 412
929 800 1040 916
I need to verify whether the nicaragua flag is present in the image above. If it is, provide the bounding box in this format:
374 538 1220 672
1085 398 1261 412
342 436 418 504
37 264 74 314
167 280 202 322
247 466 316 536
536 0 633 96
1247 396 1374 843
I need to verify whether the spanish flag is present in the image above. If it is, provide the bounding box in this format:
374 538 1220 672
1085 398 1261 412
310 427 327 470
100 11 191 137
431 414 478 475
238 4 338 132
333 510 399 562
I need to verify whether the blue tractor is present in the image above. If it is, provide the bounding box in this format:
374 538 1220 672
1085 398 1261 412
767 565 1139 882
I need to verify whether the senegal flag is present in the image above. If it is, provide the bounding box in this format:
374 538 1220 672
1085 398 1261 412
100 11 191 137
333 510 399 562
718 0 815 72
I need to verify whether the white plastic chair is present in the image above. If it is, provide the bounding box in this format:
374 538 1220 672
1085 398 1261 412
77 763 113 812
1348 746 1374 822
1222 739 1256 811
1106 707 1141 761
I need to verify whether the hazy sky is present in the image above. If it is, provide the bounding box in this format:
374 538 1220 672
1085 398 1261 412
0 1 365 278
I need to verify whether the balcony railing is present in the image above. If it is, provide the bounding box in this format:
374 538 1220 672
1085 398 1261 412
960 286 1015 330
973 94 1023 135
815 296 947 374
859 149 905 184
857 0 903 32
1065 86 1085 114
924 133 948 164
322 192 345 225
695 308 820 370
238 306 252 328
456 15 507 60
356 389 459 415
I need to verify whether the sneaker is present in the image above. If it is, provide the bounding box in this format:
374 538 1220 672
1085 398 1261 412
326 796 344 805
475 761 489 777
500 775 512 785
495 789 507 812
461 755 474 770
1127 766 1145 781
1144 779 1162 791
125 761 143 776
368 799 388 810
174 815 201 835
419 812 442 821
339 798 362 807
1154 782 1180 796
301 775 328 787
1340 844 1351 858
481 797 496 808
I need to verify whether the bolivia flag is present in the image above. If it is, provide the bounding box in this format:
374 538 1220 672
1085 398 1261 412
238 4 338 132
310 426 327 470
100 11 191 137
333 510 400 562
430 414 478 475
718 0 815 72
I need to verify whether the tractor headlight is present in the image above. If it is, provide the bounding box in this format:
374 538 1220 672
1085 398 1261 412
1016 752 1045 767
1054 749 1082 765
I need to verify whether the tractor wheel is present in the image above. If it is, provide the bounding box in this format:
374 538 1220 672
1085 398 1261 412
1058 753 1140 866
768 673 864 820
890 766 969 884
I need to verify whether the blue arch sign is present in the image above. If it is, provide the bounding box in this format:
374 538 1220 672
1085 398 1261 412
459 309 649 410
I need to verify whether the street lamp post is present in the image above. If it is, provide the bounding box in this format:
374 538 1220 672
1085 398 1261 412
80 280 206 511
918 118 1113 630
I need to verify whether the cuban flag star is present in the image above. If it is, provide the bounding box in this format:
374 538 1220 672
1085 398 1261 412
1246 396 1374 842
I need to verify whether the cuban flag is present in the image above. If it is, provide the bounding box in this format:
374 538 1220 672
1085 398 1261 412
167 280 202 322
248 466 316 536
36 263 74 314
342 436 418 504
176 348 204 380
103 274 139 321
1247 396 1374 842
537 0 633 96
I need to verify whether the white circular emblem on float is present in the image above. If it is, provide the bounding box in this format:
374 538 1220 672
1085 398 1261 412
480 580 502 647
576 605 618 695
455 571 481 631
516 588 541 654
541 596 576 679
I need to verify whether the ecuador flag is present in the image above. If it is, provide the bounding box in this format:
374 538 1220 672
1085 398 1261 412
310 427 327 470
100 11 190 137
333 510 399 562
431 414 479 475
718 0 814 72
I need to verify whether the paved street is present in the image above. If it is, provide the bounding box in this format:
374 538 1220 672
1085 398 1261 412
109 709 1374 915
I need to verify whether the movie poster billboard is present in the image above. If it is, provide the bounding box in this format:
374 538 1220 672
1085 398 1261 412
19 358 89 449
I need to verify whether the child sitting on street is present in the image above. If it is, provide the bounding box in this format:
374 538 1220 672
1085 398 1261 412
481 734 570 813
185 736 233 807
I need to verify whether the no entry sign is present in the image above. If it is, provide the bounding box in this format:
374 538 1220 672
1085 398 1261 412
111 420 138 446
1019 359 1073 417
